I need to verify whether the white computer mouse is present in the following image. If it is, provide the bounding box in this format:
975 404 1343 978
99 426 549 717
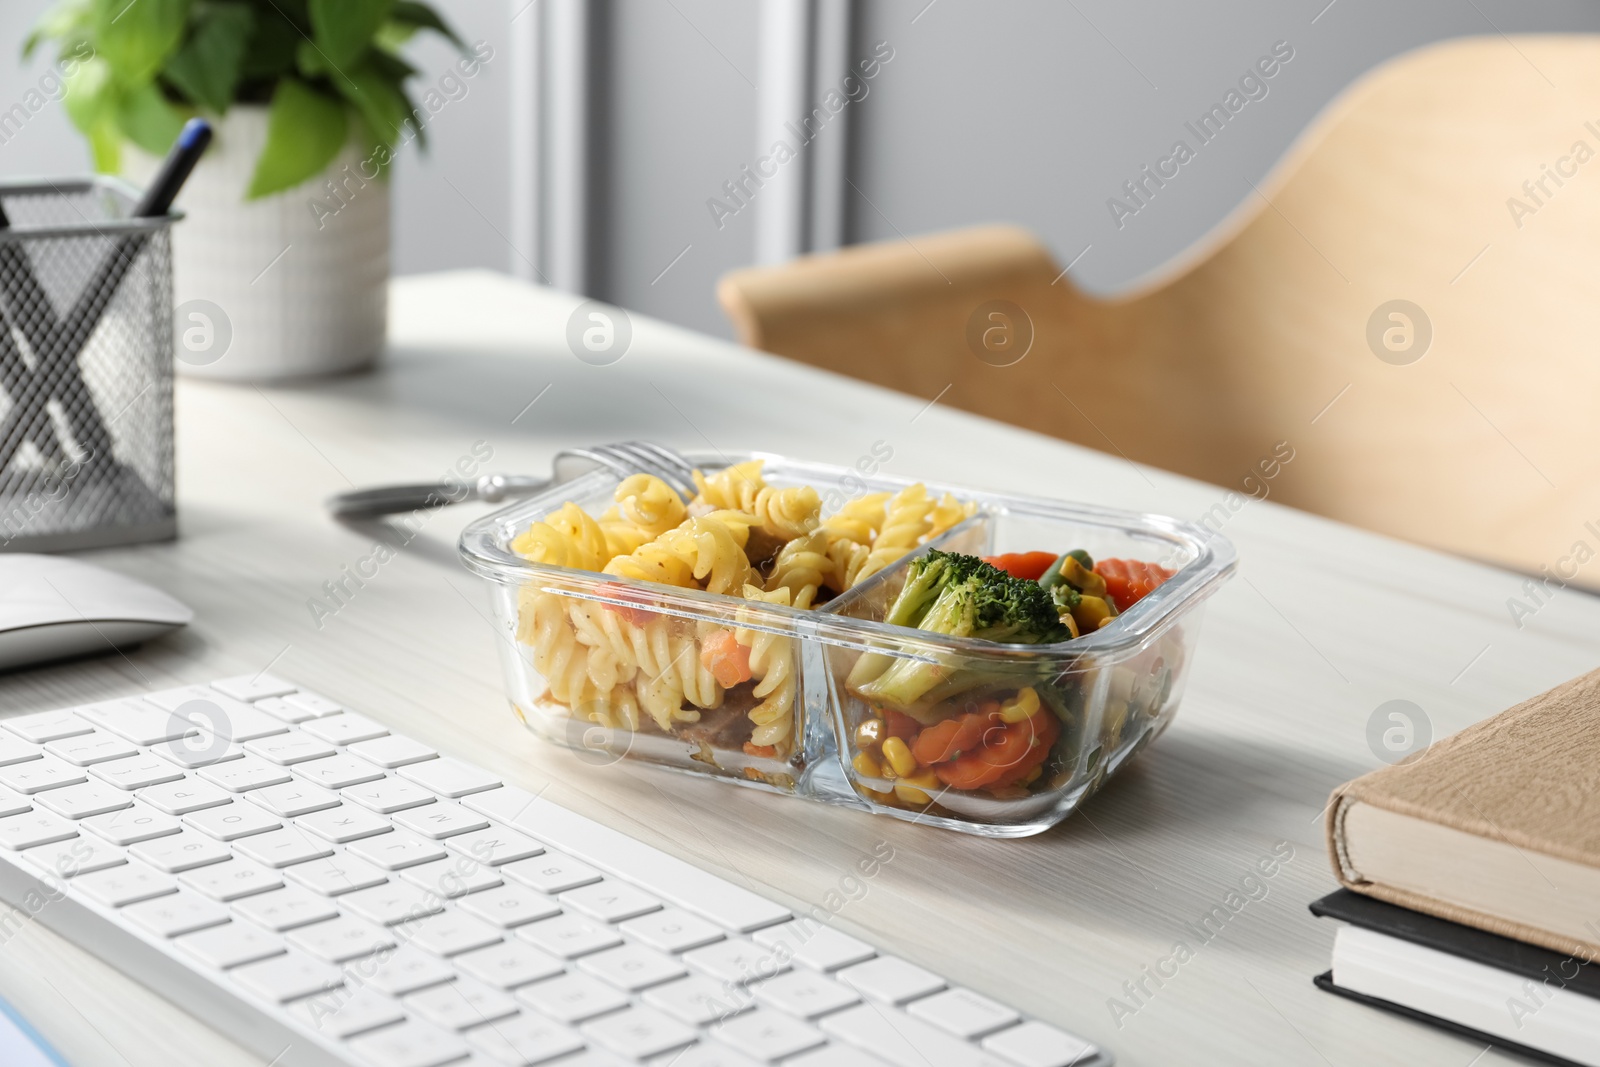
0 554 193 672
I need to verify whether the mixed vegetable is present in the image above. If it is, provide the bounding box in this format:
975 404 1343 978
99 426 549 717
846 548 1176 808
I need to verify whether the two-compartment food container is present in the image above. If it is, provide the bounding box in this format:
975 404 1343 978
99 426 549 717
459 453 1235 837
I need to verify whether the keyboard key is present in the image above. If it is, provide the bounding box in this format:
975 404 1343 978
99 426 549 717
231 885 340 931
348 735 437 769
0 786 32 818
138 779 232 815
733 926 844 978
149 737 244 769
405 975 518 1029
282 690 344 717
247 781 340 818
786 1047 887 1067
469 785 792 933
444 826 542 867
130 828 233 873
231 949 343 1002
823 1003 1052 1067
149 688 288 742
243 732 337 766
25 836 125 878
45 730 138 766
198 756 293 793
233 826 334 868
252 696 319 724
296 803 392 843
579 943 687 992
584 1005 697 1060
981 1021 1099 1067
211 674 297 702
714 1007 826 1061
82 802 180 845
347 828 447 871
284 854 389 895
124 888 230 937
518 914 623 959
34 780 133 819
397 758 501 798
302 712 389 746
287 914 395 963
643 976 755 1026
399 856 504 899
294 754 386 789
0 810 77 850
0 735 42 765
5 708 93 743
350 1018 469 1067
502 851 601 895
178 920 286 968
454 939 564 989
684 939 790 985
183 801 282 841
753 969 861 1019
560 881 661 923
837 957 946 1005
456 883 561 928
468 1011 585 1065
88 754 186 790
73 859 177 906
342 778 436 814
397 910 502 956
517 972 630 1023
0 755 87 794
359 943 456 996
180 857 284 901
908 987 1020 1039
76 698 196 746
393 801 488 841
620 909 725 954
287 985 404 1039
339 882 443 926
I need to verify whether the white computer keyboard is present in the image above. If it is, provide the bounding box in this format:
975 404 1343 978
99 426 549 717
0 676 1107 1067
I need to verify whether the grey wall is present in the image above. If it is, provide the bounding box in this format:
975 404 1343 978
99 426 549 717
7 1 1600 339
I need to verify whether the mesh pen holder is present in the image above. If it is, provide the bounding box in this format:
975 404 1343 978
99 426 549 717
0 176 177 552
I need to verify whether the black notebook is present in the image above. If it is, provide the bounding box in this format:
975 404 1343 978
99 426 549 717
1311 889 1599 1067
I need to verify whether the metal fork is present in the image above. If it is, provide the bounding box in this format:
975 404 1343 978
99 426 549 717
324 441 700 521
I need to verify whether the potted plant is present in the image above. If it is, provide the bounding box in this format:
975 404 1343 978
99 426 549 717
26 0 464 380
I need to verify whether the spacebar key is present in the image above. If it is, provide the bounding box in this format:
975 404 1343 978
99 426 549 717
463 786 791 933
822 1004 1102 1067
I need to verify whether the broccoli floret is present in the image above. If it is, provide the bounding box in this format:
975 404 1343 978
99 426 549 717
1051 583 1081 613
855 551 1070 711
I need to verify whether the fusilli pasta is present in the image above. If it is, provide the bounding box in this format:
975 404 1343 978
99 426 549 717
736 584 798 756
853 484 935 585
693 460 821 540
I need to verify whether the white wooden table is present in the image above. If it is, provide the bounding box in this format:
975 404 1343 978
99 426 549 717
1 272 1594 1067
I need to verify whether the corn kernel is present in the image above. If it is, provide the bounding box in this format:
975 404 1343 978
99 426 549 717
852 751 883 779
881 736 917 778
902 770 940 790
894 782 932 805
999 687 1041 723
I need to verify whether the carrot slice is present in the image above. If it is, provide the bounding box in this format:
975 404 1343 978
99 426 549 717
912 709 998 765
700 630 753 687
934 711 1059 790
1094 558 1176 612
981 552 1059 581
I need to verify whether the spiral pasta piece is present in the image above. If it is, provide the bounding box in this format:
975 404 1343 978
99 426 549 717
736 585 797 756
597 507 652 559
603 511 757 594
614 474 688 537
512 502 611 571
823 534 870 592
517 590 603 705
766 529 830 609
693 460 821 540
853 484 935 585
822 491 890 544
926 491 977 540
565 600 722 729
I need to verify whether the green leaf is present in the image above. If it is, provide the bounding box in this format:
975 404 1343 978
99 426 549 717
87 117 123 172
332 62 411 148
93 0 192 86
240 9 301 82
307 0 393 70
63 53 116 135
23 0 93 59
386 2 461 49
247 77 347 198
161 2 253 112
118 81 186 154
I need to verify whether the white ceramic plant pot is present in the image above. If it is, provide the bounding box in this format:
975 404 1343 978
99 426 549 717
125 106 389 381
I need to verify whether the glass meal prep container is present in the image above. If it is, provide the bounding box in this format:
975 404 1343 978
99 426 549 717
459 453 1236 837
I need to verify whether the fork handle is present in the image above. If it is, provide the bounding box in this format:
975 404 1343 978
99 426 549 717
326 473 551 520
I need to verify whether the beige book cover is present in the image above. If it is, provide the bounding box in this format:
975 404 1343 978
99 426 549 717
1327 666 1600 962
